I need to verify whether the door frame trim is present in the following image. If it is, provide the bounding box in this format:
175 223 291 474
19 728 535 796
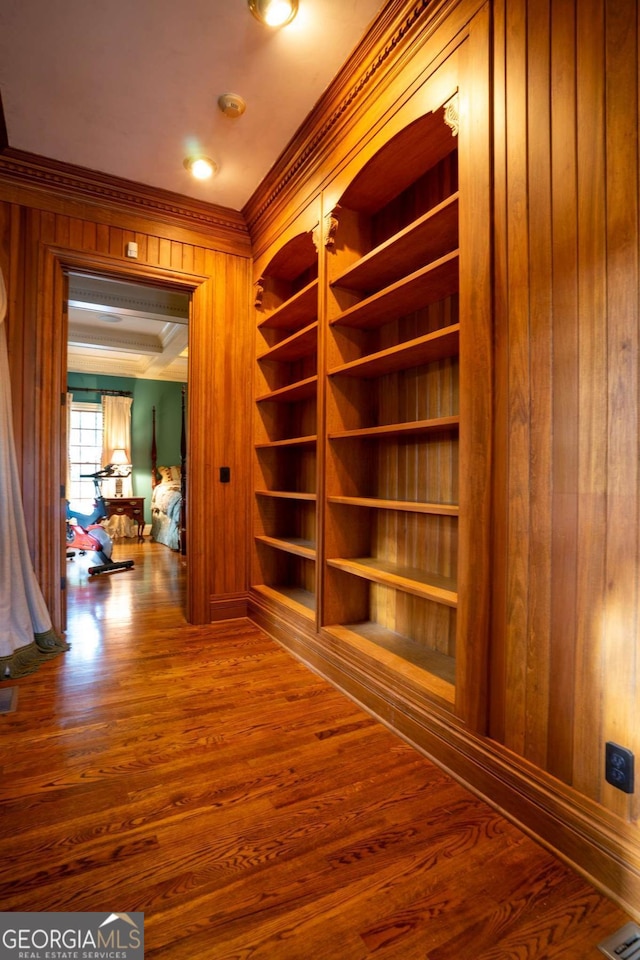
39 244 208 628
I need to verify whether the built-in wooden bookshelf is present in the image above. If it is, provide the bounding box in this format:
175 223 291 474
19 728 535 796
252 228 319 621
250 91 491 725
323 107 461 705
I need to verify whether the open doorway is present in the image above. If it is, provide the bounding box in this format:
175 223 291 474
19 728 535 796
65 273 189 609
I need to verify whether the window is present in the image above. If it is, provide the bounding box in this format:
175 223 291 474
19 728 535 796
68 402 103 508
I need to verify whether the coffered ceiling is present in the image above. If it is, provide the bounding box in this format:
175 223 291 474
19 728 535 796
67 275 189 383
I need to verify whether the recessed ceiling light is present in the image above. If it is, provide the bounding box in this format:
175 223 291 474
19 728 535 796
183 156 218 180
98 314 122 324
248 0 298 27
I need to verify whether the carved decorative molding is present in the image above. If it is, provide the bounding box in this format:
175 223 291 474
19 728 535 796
443 92 460 137
324 207 341 249
254 277 265 308
0 148 250 247
311 222 322 253
68 325 163 354
244 0 449 232
69 277 189 320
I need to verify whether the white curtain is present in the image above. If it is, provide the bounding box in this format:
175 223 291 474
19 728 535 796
66 391 73 498
0 267 69 678
101 394 134 537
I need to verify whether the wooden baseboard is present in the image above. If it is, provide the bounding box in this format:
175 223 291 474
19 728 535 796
248 588 320 654
247 605 640 923
209 594 248 621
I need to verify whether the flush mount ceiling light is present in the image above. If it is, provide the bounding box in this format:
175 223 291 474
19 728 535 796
248 0 298 27
183 156 218 181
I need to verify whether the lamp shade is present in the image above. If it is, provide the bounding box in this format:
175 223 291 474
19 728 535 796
111 448 129 466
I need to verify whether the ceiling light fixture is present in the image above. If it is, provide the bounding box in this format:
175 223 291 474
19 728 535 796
183 156 218 180
248 0 298 27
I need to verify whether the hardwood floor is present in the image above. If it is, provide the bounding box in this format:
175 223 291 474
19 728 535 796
0 541 630 958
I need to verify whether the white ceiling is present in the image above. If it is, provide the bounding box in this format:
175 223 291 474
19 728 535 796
0 0 387 211
0 0 388 379
67 275 190 383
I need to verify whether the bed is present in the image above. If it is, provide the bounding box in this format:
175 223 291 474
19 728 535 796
150 390 186 554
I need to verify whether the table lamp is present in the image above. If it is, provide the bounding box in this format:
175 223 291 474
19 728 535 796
111 448 130 497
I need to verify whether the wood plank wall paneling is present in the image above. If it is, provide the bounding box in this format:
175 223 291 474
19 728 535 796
492 0 640 819
525 0 553 775
573 0 607 801
603 0 639 824
244 0 640 902
1 204 24 477
210 251 253 600
490 0 509 749
548 0 579 786
500 0 531 759
1 193 252 632
2 0 640 909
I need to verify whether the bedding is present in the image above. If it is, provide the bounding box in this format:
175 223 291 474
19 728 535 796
150 391 186 555
150 467 182 551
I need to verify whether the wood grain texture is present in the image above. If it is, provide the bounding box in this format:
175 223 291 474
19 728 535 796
0 148 250 254
524 0 553 774
501 0 530 760
0 193 252 632
0 541 630 959
602 0 640 824
2 0 640 926
251 206 321 618
572 0 607 801
490 0 640 825
453 2 492 733
548 0 579 786
248 0 640 904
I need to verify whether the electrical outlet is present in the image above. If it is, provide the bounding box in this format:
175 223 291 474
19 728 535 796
598 921 640 959
605 742 635 794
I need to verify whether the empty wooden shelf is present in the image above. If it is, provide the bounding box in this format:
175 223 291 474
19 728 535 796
252 220 321 620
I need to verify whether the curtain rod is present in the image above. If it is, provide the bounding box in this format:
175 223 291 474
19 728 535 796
67 386 133 397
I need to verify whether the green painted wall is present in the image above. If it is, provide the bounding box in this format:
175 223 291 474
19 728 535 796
67 373 186 524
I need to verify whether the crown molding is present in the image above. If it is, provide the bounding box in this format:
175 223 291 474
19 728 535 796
0 147 250 249
242 0 462 238
68 325 164 354
0 0 463 254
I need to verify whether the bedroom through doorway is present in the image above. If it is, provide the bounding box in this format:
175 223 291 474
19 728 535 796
65 272 189 614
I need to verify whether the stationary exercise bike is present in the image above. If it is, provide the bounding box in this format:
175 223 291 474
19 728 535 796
66 465 134 576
